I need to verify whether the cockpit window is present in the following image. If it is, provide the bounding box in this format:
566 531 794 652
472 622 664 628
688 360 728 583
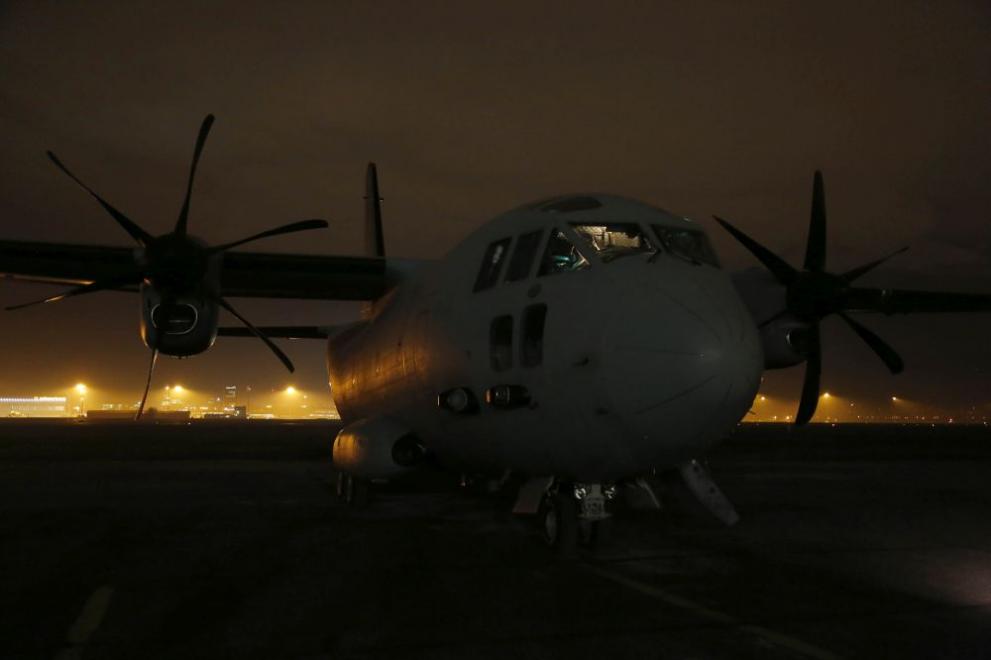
569 223 656 263
473 237 512 291
505 230 543 282
537 229 590 276
652 226 720 267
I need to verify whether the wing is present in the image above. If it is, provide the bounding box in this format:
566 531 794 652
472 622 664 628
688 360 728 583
844 287 991 314
220 250 387 299
0 240 135 286
217 325 336 339
0 240 391 300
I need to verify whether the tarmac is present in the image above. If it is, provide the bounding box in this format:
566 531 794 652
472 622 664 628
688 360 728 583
1 420 989 659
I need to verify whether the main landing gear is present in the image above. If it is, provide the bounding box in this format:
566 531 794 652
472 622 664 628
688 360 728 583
539 483 616 557
336 472 370 507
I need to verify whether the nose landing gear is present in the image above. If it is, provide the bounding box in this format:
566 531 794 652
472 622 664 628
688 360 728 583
539 482 615 557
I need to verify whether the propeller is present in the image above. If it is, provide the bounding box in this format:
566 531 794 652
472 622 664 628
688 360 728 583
715 171 908 425
10 114 329 416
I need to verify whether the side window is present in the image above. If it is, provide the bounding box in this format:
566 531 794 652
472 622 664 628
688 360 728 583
521 304 547 367
652 226 721 267
473 237 512 292
490 315 513 371
538 229 590 276
505 230 544 282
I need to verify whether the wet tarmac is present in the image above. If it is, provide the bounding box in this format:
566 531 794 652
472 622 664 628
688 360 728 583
1 421 989 659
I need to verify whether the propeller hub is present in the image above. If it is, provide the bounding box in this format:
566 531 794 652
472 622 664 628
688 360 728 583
786 271 848 321
142 234 209 293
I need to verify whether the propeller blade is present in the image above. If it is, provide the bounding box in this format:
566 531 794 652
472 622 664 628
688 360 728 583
206 219 328 254
175 114 215 236
795 322 821 425
5 272 142 311
215 296 295 372
135 349 159 420
47 151 154 246
803 170 827 272
838 312 904 374
841 247 908 283
365 162 386 257
712 216 798 285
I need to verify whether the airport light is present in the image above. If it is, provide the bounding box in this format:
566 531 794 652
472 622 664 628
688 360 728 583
822 392 831 399
72 382 88 417
891 396 898 402
172 385 184 395
285 386 297 396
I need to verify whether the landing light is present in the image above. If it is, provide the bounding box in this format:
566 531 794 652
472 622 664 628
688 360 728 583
438 387 478 414
74 383 87 395
285 386 297 395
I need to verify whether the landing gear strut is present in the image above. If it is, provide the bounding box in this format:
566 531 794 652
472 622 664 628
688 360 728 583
336 472 369 507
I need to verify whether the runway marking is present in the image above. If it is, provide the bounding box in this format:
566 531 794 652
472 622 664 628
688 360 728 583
585 565 842 660
55 585 114 660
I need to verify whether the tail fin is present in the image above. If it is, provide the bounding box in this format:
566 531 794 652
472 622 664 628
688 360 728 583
364 162 385 258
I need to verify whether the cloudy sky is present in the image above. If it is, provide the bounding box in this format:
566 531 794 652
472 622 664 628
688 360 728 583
0 1 988 413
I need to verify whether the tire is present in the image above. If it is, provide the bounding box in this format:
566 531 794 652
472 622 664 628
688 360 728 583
584 517 612 553
541 488 578 558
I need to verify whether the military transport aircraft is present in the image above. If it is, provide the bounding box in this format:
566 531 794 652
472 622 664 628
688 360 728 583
3 115 990 555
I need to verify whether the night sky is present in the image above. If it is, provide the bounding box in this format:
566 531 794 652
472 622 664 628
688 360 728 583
1 2 989 414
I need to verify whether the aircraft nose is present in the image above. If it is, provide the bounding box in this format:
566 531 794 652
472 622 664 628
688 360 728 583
600 278 762 456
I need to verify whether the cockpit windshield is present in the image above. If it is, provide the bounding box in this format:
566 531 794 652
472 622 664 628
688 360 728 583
569 223 655 263
652 225 720 267
538 229 590 276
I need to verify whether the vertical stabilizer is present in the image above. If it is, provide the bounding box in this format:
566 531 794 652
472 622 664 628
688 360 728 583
364 163 385 258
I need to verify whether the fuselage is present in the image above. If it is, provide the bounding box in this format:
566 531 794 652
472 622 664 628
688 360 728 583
327 195 764 481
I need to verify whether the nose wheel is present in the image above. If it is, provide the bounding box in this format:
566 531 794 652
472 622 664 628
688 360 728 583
539 483 614 557
540 488 579 557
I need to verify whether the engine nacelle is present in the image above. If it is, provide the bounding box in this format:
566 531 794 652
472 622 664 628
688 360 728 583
759 316 812 369
332 417 424 479
140 284 219 357
732 267 810 369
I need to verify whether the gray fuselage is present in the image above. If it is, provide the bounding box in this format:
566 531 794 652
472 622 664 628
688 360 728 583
327 195 764 481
